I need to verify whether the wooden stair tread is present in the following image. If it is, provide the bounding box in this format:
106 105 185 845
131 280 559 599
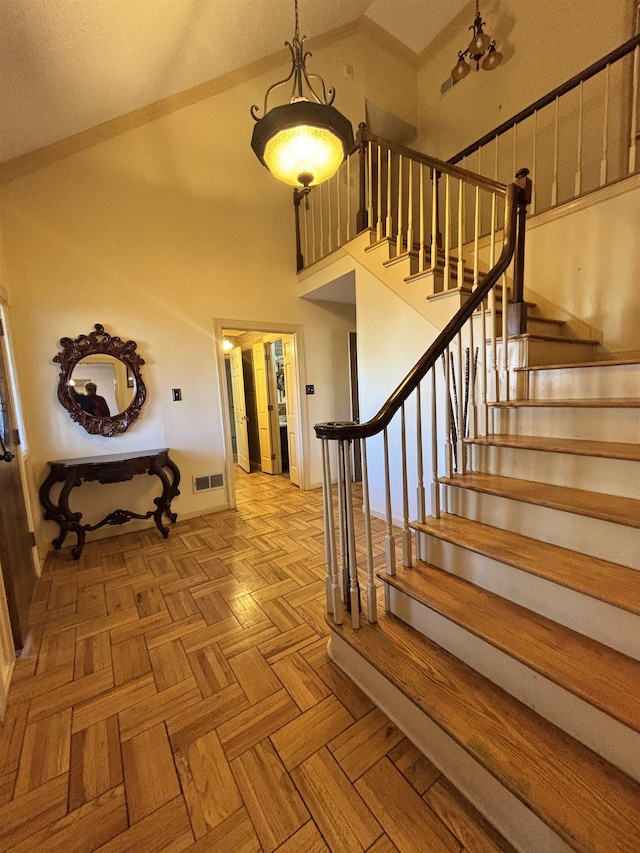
378 563 640 731
490 397 640 408
439 472 640 529
331 614 640 853
466 433 640 461
515 357 640 372
410 513 640 615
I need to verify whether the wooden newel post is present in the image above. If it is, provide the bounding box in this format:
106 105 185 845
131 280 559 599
508 168 533 335
356 122 368 234
293 188 306 272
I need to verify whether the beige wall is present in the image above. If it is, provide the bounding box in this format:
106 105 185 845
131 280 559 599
415 0 634 160
0 26 416 561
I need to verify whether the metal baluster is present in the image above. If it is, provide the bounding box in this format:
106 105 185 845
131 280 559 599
468 185 479 441
415 384 426 560
396 155 404 255
430 368 440 518
489 193 498 411
321 441 341 622
575 80 584 196
360 439 377 623
401 403 412 568
336 438 347 602
342 441 360 629
601 64 610 186
383 427 396 575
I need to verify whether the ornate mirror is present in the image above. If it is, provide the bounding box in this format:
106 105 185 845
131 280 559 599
54 324 146 436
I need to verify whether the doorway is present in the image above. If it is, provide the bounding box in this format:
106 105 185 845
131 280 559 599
216 322 305 508
0 316 38 652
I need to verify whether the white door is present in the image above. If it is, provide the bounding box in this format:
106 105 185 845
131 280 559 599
230 346 250 473
281 334 301 486
252 342 278 475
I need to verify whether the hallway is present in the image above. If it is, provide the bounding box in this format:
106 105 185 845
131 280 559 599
0 468 514 852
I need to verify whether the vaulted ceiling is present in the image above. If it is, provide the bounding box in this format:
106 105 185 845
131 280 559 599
0 0 469 163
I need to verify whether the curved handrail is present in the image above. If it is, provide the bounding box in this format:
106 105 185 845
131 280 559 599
315 178 526 442
449 34 640 165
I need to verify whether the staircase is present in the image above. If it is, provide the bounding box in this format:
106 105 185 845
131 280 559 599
328 356 640 852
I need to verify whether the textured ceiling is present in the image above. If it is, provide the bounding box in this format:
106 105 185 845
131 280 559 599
0 0 469 163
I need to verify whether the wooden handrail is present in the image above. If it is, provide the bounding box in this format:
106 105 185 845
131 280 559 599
349 125 508 196
314 172 531 443
449 34 640 165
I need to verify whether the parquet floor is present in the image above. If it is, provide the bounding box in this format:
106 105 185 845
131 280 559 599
0 468 515 852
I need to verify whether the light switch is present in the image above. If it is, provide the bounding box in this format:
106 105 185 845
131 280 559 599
172 389 182 401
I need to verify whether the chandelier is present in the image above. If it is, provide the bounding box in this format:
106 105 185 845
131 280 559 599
250 0 354 190
451 0 502 83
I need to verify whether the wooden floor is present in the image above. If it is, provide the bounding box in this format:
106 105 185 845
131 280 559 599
0 468 515 853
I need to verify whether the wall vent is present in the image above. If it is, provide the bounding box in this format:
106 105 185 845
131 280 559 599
193 473 224 493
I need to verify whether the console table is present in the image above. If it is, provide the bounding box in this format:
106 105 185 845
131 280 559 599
39 448 180 559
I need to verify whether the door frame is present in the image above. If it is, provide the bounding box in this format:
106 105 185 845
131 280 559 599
213 319 307 510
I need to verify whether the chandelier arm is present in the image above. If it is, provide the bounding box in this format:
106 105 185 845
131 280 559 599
251 42 297 119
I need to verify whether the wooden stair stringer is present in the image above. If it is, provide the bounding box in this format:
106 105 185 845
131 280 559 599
329 613 640 853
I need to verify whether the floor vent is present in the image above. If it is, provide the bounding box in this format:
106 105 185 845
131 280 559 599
193 473 224 493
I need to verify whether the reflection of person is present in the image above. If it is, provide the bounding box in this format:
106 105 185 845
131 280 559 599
85 382 111 417
71 387 97 415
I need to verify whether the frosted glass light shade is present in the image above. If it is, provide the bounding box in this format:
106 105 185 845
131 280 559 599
264 124 344 188
252 100 354 189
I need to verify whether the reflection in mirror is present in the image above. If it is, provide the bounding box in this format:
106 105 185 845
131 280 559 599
69 355 136 417
54 324 146 437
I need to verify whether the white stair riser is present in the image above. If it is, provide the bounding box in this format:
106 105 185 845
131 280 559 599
386 589 640 782
468 445 640 499
445 486 640 570
418 532 640 660
487 338 598 370
330 633 574 853
491 405 640 443
522 363 640 400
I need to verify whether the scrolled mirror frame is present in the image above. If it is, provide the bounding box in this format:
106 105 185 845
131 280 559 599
54 324 146 437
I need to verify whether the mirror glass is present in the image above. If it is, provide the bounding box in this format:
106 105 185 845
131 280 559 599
69 355 135 417
54 323 146 437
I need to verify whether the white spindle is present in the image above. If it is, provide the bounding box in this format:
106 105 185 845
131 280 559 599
303 199 309 269
629 45 639 173
386 149 393 238
327 179 333 254
376 145 383 240
444 347 452 479
532 111 538 214
311 190 317 264
396 155 404 255
383 428 396 575
468 186 480 441
342 442 360 629
367 141 374 229
431 168 438 272
490 194 498 410
457 178 464 290
415 385 425 560
575 81 584 196
552 96 559 206
407 159 414 256
430 368 440 518
360 440 376 623
336 168 341 248
601 64 610 186
444 174 451 290
401 403 412 568
419 163 425 272
512 122 517 178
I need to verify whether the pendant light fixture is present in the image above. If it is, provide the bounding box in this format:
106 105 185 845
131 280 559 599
250 0 354 190
451 0 502 83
